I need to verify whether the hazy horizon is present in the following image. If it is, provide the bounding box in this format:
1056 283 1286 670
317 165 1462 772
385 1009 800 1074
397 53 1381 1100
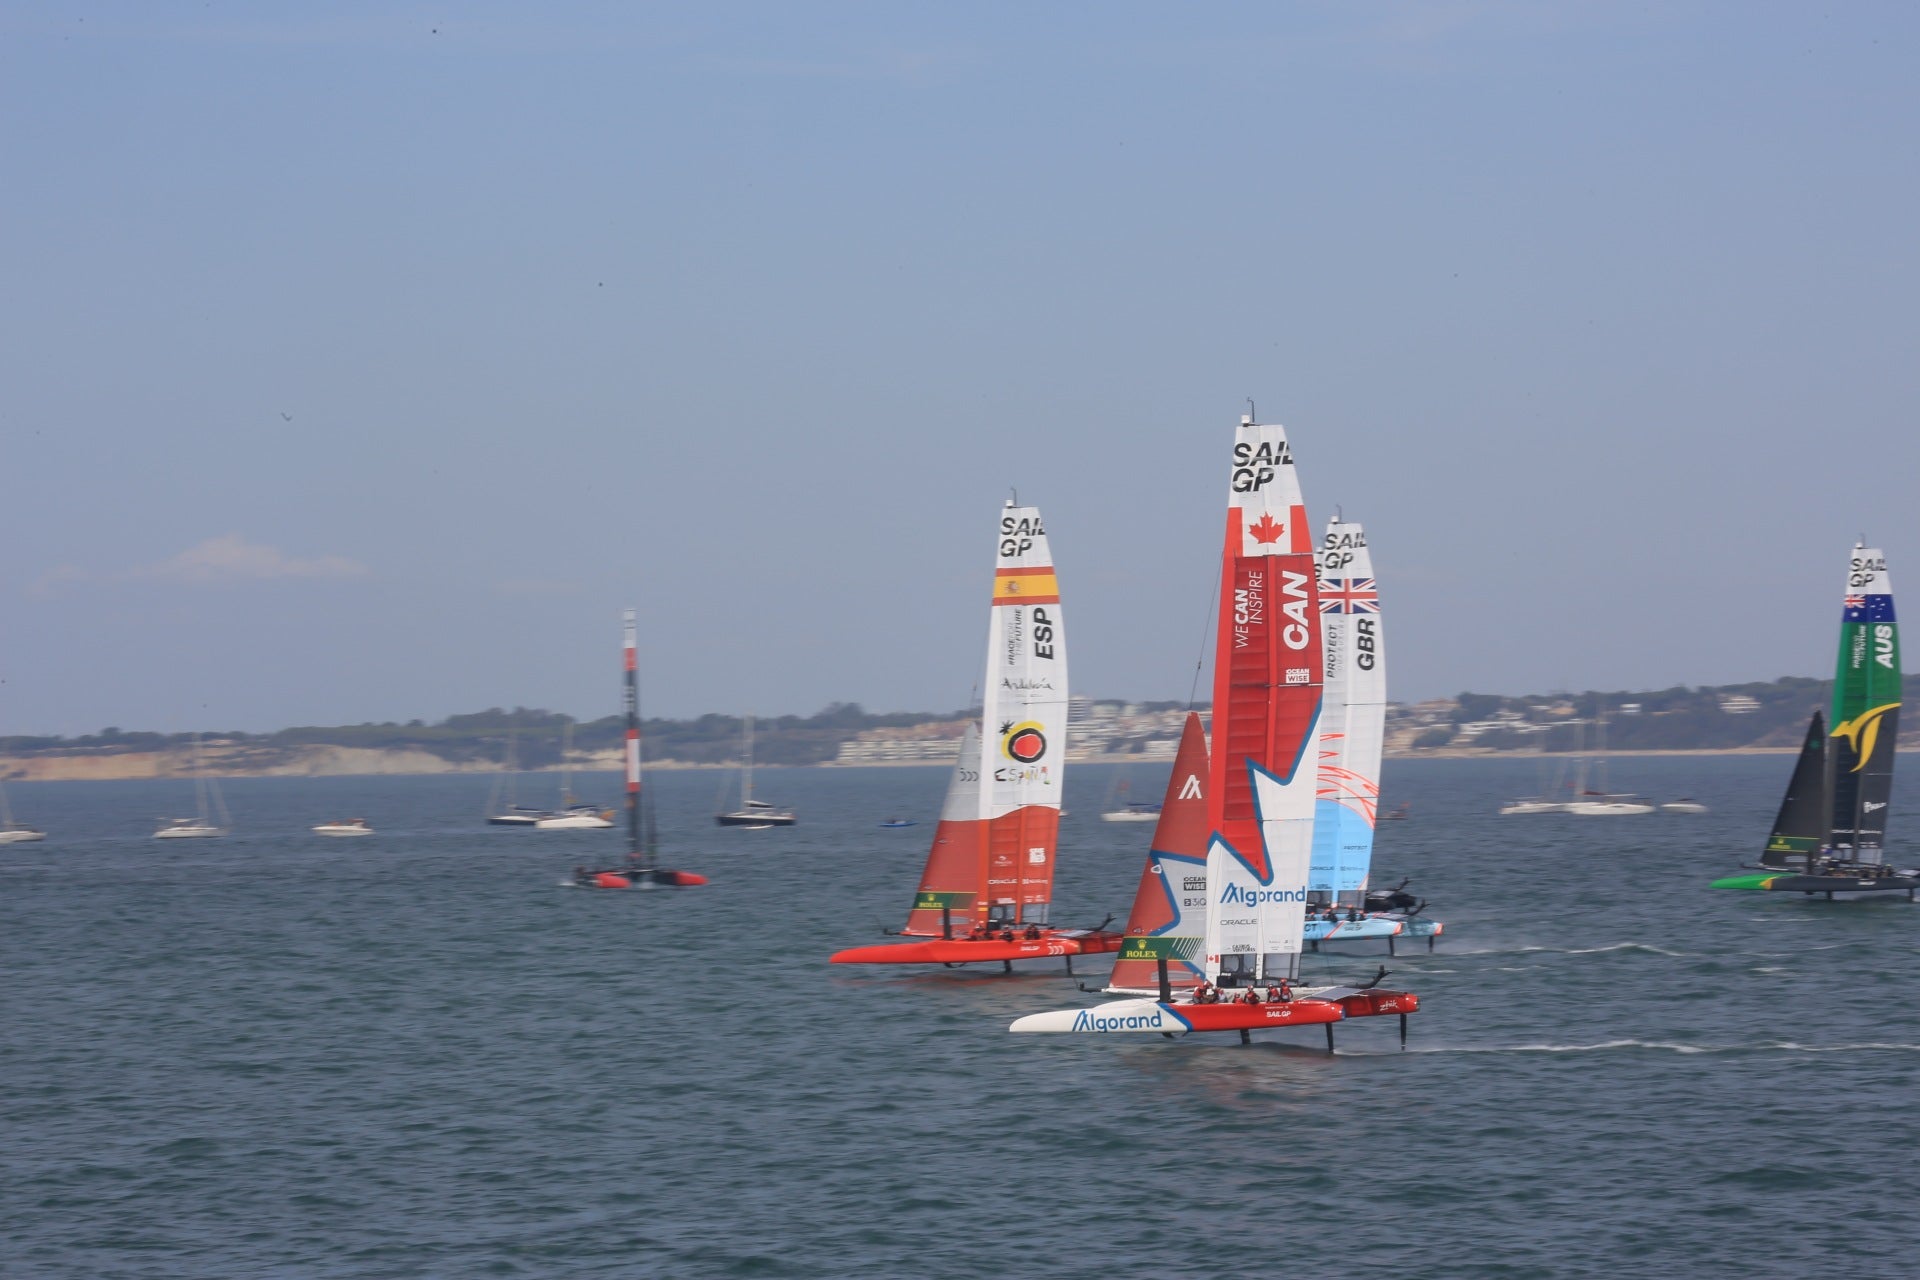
6 3 1916 736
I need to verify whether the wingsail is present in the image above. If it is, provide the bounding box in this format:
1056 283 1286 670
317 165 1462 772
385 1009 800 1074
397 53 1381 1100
834 502 1118 964
1206 415 1323 983
1311 514 1385 903
1828 545 1899 862
1104 714 1211 994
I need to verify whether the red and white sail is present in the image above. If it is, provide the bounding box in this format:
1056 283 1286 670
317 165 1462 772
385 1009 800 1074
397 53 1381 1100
1103 713 1212 994
1312 515 1386 899
1205 415 1322 980
900 503 1066 934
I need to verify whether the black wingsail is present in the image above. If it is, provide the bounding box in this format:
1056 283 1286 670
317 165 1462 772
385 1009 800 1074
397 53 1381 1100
1760 711 1827 870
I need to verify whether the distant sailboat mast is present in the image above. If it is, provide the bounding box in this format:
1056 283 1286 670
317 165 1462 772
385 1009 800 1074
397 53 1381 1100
623 609 649 871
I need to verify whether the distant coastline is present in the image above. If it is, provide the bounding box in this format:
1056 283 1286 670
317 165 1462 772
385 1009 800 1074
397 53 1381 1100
0 743 1820 782
4 674 1907 781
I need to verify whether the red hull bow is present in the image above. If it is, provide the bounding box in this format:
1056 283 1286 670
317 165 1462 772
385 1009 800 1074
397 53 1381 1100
831 929 1123 965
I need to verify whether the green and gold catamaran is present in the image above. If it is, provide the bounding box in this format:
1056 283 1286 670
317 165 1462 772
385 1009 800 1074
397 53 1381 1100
1714 543 1914 898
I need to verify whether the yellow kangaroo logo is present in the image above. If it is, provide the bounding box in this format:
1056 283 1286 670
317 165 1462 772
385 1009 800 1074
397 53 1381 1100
1831 702 1900 772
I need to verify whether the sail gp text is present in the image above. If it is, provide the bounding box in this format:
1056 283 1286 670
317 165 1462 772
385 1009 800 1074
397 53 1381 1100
1231 438 1292 492
1000 512 1045 559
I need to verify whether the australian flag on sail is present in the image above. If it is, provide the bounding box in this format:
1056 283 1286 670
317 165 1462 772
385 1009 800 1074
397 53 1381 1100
1319 578 1380 614
1843 594 1896 623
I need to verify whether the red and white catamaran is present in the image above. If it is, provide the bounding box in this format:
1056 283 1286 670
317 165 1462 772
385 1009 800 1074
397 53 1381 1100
569 610 707 890
832 501 1122 970
1010 413 1419 1044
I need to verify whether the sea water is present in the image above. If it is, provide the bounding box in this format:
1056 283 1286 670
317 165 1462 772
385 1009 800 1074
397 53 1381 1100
4 757 1916 1278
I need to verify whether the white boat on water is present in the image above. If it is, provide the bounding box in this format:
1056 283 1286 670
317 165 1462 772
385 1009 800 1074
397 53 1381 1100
1499 798 1567 815
536 807 614 830
155 735 230 839
1099 779 1161 822
0 777 44 842
1563 711 1652 814
534 722 615 830
715 715 796 827
1567 796 1656 816
1661 798 1710 814
312 818 374 836
485 730 544 825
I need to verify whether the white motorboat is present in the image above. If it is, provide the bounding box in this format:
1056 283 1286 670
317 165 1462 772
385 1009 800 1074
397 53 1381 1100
535 806 614 830
1567 796 1656 816
312 818 374 836
534 723 615 830
155 819 227 839
1660 799 1709 814
1498 798 1567 815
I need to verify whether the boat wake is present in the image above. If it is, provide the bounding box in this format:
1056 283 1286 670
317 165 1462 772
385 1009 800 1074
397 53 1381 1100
1370 1039 1920 1057
1452 942 1692 959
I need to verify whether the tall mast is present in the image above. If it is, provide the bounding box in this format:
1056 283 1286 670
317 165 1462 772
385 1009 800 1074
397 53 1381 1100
742 714 755 808
623 609 647 867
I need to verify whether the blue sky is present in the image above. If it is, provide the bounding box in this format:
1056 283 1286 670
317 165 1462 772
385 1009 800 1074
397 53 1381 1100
3 2 1917 734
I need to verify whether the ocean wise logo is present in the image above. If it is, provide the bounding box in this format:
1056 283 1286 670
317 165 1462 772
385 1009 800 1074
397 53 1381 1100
1071 1007 1167 1032
1832 702 1900 772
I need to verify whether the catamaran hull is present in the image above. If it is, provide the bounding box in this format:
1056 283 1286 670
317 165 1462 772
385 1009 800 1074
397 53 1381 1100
571 869 709 889
1010 997 1346 1035
1712 871 1918 895
831 930 1123 965
1302 917 1402 943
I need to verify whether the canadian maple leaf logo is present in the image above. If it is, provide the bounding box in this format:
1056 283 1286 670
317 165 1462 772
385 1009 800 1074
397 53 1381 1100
1248 512 1285 544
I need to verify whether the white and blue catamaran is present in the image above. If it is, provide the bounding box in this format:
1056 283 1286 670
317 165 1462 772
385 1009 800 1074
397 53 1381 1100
1303 515 1443 951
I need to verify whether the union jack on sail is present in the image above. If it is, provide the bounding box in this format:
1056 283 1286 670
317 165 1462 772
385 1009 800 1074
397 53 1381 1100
1319 578 1380 614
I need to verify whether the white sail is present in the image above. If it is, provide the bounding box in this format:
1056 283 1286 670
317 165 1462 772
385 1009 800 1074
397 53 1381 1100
980 502 1066 820
1312 515 1385 901
941 723 984 821
973 501 1067 922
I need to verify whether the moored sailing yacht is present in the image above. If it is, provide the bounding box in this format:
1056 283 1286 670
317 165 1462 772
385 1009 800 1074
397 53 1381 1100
1099 778 1162 823
154 735 231 838
534 721 615 829
715 715 797 827
1715 544 1915 897
831 499 1121 969
0 776 45 843
485 731 546 825
571 610 706 889
1012 412 1418 1043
